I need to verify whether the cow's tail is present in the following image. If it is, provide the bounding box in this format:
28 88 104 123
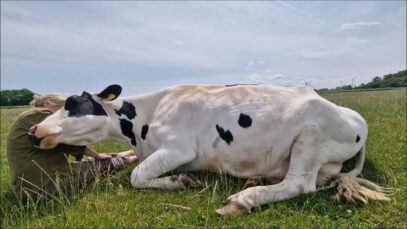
348 144 365 176
327 145 393 203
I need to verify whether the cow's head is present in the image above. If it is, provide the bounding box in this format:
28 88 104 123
29 85 122 149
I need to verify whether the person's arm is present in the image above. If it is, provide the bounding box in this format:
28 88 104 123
84 147 112 160
50 144 86 161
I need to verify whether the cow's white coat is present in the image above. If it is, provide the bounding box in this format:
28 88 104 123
34 85 368 213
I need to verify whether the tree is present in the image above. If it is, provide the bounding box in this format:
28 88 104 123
372 76 382 82
0 89 36 106
357 70 406 89
319 69 406 91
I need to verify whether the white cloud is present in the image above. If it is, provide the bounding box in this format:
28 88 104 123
343 37 375 44
248 72 286 84
288 48 344 59
277 0 328 26
247 72 318 87
340 21 381 30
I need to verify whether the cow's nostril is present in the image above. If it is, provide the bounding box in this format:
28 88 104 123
29 125 37 135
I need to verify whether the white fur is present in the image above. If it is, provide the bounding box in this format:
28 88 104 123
36 85 371 214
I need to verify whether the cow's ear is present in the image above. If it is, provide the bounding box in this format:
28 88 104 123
97 85 122 101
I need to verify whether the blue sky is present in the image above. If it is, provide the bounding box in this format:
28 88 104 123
1 1 406 96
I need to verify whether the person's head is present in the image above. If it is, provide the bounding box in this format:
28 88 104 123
30 94 65 113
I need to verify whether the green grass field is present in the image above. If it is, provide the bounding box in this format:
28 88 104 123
1 89 406 228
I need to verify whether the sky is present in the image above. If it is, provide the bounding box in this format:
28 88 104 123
1 1 406 96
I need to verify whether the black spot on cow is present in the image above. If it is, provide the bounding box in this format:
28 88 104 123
238 113 252 128
119 119 137 147
216 124 233 145
356 135 360 143
65 92 107 117
141 124 149 140
115 101 137 119
89 95 108 116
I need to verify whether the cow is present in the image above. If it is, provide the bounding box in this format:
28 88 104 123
29 84 391 216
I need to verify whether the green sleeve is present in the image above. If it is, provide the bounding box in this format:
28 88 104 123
51 144 86 161
15 108 53 131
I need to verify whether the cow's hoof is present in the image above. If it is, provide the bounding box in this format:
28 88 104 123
216 201 249 216
175 174 203 188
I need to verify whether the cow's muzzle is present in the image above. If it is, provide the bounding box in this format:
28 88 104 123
28 124 62 149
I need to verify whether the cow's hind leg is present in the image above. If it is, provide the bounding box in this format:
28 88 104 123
217 126 330 216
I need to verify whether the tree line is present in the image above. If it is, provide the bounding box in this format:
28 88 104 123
357 69 406 89
319 69 406 91
1 70 406 106
0 88 36 106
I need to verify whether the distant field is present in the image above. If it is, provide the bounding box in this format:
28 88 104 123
1 88 406 228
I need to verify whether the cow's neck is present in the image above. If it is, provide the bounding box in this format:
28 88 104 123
105 89 169 158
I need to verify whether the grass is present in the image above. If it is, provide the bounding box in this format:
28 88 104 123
1 89 406 228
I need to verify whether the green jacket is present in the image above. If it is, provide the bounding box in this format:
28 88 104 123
7 108 85 196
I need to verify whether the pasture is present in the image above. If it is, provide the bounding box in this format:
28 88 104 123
1 88 405 228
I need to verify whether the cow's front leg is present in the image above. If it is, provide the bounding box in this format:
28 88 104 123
130 148 201 189
243 176 281 189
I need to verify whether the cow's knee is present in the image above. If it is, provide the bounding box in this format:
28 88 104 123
130 167 147 188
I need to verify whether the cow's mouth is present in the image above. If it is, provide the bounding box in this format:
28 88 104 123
40 134 60 149
28 125 62 149
28 134 44 147
29 132 61 149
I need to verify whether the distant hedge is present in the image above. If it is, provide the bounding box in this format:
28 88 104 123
318 69 406 91
0 89 36 106
358 70 406 89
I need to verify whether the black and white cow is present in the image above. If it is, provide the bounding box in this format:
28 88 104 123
30 84 390 215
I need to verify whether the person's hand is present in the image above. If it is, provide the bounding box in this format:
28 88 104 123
96 153 113 160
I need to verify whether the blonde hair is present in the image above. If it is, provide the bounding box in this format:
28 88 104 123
30 93 66 108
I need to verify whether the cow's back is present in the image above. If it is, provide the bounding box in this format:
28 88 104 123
147 85 324 177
